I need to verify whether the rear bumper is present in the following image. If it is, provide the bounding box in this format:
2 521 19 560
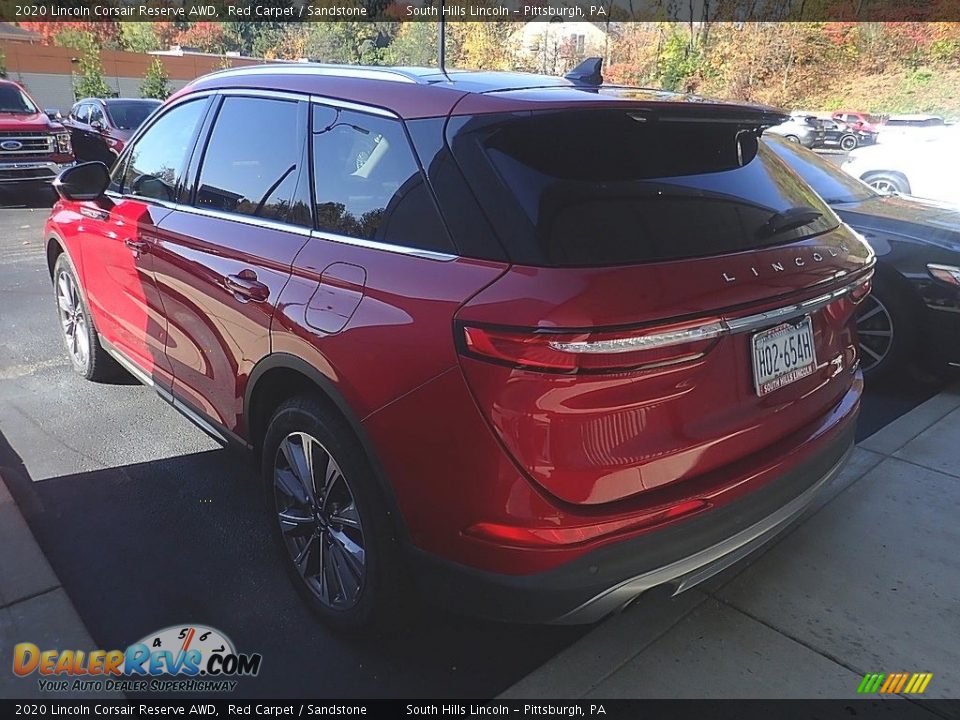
409 405 857 625
0 160 71 184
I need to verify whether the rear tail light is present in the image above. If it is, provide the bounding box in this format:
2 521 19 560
849 277 872 303
458 273 872 374
459 320 722 373
928 263 960 286
465 499 710 548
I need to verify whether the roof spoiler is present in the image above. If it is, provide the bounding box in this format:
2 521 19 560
565 57 603 87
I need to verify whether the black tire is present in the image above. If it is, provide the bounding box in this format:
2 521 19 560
260 395 405 632
840 134 858 151
857 275 918 382
52 252 119 382
862 171 911 195
784 134 800 143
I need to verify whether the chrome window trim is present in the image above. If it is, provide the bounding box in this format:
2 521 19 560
216 87 307 104
308 94 397 119
310 229 457 262
176 203 314 238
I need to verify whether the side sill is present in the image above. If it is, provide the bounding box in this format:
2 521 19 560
99 335 253 453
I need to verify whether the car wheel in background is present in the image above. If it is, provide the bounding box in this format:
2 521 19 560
52 253 119 382
862 171 911 195
840 134 858 151
261 395 406 632
856 275 918 381
784 134 800 143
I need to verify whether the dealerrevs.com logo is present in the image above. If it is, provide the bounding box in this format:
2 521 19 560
13 624 262 693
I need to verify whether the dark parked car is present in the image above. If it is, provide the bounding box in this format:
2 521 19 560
768 135 960 379
64 98 160 165
818 118 876 151
45 62 872 630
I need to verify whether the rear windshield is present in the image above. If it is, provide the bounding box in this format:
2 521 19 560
449 109 839 267
106 101 159 130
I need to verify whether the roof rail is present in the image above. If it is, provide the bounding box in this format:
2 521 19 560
204 63 424 84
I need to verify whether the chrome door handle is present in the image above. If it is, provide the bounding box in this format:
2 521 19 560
124 238 148 255
224 271 269 302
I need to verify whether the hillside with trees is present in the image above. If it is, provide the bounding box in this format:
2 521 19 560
16 19 960 116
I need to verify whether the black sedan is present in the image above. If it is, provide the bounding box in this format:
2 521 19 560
767 135 960 380
817 118 877 151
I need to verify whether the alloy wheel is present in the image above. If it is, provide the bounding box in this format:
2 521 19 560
856 294 894 372
56 269 89 370
273 432 366 609
868 178 899 194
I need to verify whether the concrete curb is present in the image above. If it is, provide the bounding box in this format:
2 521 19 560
0 471 118 699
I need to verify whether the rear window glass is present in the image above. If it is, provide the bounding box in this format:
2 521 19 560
450 109 839 267
106 101 159 130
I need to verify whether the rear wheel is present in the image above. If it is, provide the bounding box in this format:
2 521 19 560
857 277 917 381
261 395 404 632
863 171 910 195
53 253 118 382
784 134 800 143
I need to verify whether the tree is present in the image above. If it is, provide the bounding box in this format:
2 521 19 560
20 21 119 48
71 33 115 100
120 23 161 53
174 22 231 54
140 58 171 100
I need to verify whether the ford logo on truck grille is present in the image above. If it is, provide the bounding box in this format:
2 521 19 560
1 140 23 151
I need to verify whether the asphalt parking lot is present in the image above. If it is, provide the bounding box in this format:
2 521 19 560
0 197 947 698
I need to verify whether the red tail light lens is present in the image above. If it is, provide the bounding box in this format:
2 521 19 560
465 499 710 548
849 277 872 304
459 320 723 374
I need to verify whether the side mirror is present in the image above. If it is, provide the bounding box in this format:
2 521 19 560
45 108 62 121
53 162 110 201
91 120 104 131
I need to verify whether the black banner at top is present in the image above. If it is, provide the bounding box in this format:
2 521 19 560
1 0 958 23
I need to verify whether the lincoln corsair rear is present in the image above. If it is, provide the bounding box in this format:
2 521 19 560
44 62 873 630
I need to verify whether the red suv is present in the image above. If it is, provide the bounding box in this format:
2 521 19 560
44 62 873 630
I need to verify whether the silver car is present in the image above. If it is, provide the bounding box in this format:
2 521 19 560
766 115 824 148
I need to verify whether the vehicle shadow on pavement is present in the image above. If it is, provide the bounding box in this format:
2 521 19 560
0 430 586 698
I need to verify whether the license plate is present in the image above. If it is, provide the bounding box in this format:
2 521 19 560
751 316 817 396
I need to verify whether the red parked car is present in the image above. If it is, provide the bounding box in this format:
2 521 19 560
44 62 874 630
832 110 882 135
0 78 73 190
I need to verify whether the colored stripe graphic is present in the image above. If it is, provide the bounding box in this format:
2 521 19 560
859 672 932 694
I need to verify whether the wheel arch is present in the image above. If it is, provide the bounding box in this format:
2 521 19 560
244 353 410 542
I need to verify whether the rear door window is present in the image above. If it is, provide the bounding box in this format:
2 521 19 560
449 109 839 267
310 104 453 253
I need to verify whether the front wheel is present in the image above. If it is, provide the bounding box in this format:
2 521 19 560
53 253 118 381
261 396 405 632
856 278 917 381
784 134 800 143
840 134 858 151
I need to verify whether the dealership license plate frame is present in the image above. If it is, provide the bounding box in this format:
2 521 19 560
751 315 817 397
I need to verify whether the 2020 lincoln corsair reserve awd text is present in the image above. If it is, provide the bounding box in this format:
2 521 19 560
44 61 874 630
